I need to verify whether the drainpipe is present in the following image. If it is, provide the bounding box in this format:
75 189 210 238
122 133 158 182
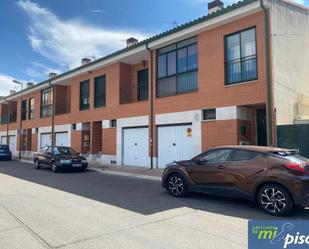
260 0 273 146
49 80 55 154
146 43 154 170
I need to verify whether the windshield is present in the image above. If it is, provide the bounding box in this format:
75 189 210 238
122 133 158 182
53 147 77 155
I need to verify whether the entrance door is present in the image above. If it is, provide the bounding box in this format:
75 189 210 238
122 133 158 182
158 125 194 168
123 127 149 167
256 108 267 146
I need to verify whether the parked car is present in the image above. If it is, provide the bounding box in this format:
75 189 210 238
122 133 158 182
0 145 12 161
162 145 309 216
33 146 88 172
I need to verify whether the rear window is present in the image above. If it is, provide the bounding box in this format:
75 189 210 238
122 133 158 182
233 150 260 161
273 151 309 163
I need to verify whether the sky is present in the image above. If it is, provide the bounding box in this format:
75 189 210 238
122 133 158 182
0 0 308 96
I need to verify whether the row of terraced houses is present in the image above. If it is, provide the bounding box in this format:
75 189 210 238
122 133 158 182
0 0 308 168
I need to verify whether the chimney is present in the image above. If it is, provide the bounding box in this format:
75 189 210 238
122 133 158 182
126 37 138 47
27 82 34 88
208 0 223 14
49 72 57 79
81 58 91 65
9 90 16 95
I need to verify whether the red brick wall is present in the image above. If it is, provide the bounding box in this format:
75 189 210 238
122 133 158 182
102 128 116 155
31 133 37 151
202 120 238 151
71 131 82 153
90 121 102 154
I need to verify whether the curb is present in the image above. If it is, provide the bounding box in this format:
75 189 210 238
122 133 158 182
15 159 161 182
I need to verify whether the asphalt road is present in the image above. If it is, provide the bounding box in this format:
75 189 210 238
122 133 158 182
0 160 308 249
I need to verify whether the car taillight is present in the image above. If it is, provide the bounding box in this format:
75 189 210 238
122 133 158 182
284 163 307 174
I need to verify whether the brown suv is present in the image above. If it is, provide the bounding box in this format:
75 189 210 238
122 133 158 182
162 145 309 216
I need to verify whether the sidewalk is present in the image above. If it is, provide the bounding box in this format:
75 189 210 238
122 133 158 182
14 156 163 181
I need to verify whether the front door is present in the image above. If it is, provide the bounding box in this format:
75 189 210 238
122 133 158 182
256 108 267 146
186 149 233 188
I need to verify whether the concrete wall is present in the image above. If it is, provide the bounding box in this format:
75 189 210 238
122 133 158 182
270 0 309 125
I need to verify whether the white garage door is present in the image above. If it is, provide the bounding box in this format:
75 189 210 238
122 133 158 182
56 132 69 146
9 135 16 153
123 127 149 167
158 125 194 168
40 133 51 148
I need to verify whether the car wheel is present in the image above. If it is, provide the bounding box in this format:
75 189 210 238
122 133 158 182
34 159 41 169
167 173 188 197
51 161 58 173
8 157 11 161
257 184 293 216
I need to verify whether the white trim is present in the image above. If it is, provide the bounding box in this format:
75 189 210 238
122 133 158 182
101 154 117 164
216 106 238 120
116 115 149 165
102 120 111 129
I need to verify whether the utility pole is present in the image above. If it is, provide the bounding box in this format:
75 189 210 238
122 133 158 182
12 80 23 159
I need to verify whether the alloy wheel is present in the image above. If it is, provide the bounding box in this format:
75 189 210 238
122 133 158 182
168 175 184 196
260 187 287 214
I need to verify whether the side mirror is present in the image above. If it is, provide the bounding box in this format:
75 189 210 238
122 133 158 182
195 157 207 165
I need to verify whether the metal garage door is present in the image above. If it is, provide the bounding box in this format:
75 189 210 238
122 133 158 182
158 124 194 168
40 133 51 148
123 127 149 167
9 135 16 153
56 132 69 146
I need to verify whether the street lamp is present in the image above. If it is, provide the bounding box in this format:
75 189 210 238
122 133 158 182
2 100 10 146
49 80 55 152
12 80 23 159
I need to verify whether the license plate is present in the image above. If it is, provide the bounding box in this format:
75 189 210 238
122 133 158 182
72 164 82 167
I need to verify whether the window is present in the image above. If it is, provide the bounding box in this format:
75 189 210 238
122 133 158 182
137 69 148 101
110 119 117 128
225 27 257 85
41 88 53 118
200 149 233 163
28 98 34 119
39 147 48 153
71 124 77 130
80 80 90 110
157 37 198 97
21 100 27 120
203 109 216 120
233 150 259 161
94 76 106 108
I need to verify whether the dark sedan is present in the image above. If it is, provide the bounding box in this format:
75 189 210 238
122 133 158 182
0 145 12 161
33 146 88 172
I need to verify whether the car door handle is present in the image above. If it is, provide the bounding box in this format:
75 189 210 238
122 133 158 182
218 165 225 169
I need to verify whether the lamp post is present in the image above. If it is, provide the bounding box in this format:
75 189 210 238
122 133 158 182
12 80 23 159
2 100 10 146
49 80 55 152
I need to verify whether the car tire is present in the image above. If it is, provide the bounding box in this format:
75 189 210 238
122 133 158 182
257 184 294 216
51 161 58 173
34 159 41 169
166 173 188 198
8 157 11 161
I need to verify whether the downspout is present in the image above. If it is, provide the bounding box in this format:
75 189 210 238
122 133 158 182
260 0 273 146
146 43 154 169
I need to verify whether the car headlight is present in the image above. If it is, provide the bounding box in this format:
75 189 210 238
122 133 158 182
82 160 87 163
60 160 71 164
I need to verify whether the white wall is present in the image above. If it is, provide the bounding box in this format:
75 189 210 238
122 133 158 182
270 0 309 125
